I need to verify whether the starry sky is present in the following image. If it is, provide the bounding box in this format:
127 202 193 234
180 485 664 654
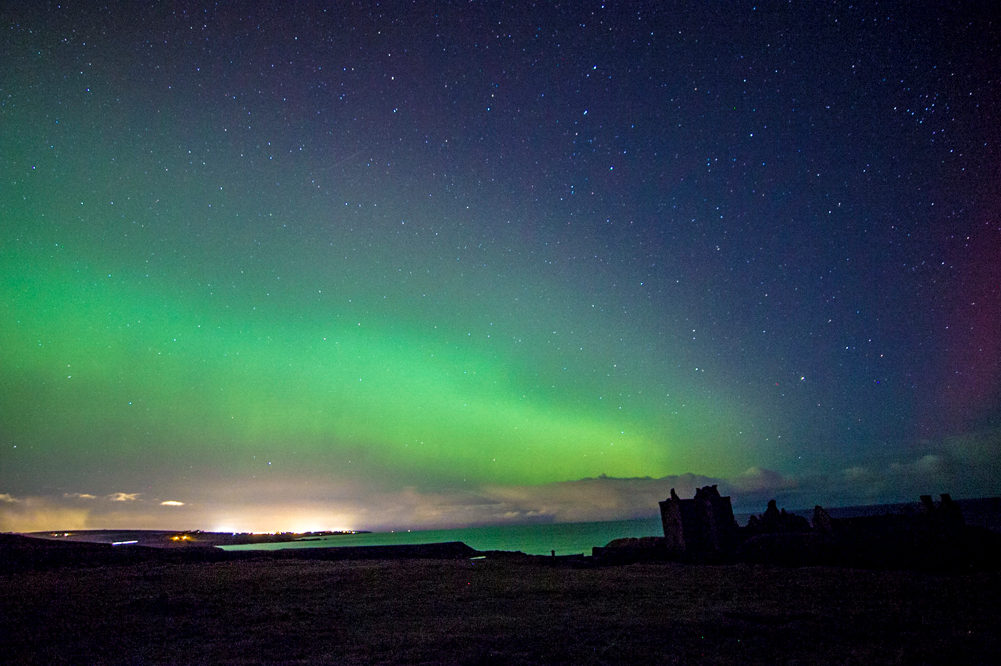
2 1 999 533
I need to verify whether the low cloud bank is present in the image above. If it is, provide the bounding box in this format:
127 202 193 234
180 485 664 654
0 492 197 533
3 429 998 533
107 492 142 502
0 496 94 533
348 467 804 530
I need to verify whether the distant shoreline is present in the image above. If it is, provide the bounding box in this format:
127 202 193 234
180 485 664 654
23 529 371 549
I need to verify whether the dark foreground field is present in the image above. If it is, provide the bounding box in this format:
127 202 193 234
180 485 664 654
4 551 1001 666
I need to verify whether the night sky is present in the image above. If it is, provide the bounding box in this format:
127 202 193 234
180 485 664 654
2 1 999 533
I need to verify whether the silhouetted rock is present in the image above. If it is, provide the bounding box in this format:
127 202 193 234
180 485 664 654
737 532 839 567
743 499 811 538
763 499 781 527
812 506 832 536
800 497 998 571
592 537 667 564
604 536 665 549
928 490 960 528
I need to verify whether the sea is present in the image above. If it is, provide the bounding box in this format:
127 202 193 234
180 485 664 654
221 496 1001 557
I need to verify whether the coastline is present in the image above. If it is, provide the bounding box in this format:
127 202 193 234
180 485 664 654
23 529 370 549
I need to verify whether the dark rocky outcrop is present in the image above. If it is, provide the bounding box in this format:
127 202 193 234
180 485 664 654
597 491 1001 571
592 536 668 564
743 500 812 537
805 495 1001 571
737 494 1001 571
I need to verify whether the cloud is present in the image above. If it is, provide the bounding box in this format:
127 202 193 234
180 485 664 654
63 493 98 500
890 454 947 477
0 496 92 532
106 492 141 502
842 466 873 481
4 428 997 534
865 430 1001 501
137 466 807 533
729 466 798 494
477 473 718 525
0 494 202 532
786 428 1001 508
220 469 800 532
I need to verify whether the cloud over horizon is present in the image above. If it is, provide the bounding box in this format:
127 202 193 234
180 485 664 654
107 493 142 502
5 430 997 533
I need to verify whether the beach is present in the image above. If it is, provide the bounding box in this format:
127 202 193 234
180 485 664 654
4 546 1000 665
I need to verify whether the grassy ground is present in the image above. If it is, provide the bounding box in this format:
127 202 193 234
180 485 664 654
3 557 1000 665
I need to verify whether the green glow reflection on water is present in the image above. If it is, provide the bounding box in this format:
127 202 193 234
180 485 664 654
220 518 665 556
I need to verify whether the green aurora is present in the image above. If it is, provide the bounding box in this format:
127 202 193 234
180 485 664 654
2 220 749 493
2 1 998 532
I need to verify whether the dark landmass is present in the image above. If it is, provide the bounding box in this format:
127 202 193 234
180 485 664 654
24 529 370 549
2 532 1000 665
0 533 477 574
810 496 1001 533
595 490 1001 573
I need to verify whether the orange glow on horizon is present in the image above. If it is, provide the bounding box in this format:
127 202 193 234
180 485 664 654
209 507 357 535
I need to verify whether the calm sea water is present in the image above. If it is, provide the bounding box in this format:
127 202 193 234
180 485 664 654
220 497 1001 557
221 517 665 556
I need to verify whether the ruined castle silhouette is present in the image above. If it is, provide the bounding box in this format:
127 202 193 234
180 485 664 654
659 484 738 555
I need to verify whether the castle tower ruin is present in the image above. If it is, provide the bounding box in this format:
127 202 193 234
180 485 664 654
659 485 738 555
